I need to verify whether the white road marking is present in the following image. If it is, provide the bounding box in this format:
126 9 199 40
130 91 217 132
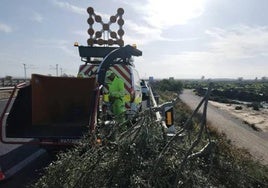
4 149 46 179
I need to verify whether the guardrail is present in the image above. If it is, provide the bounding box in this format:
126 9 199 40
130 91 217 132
0 87 15 91
1 79 29 87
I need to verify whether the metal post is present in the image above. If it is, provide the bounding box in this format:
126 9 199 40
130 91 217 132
23 64 26 82
56 64 58 77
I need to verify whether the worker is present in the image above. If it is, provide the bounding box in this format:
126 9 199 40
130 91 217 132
106 70 125 122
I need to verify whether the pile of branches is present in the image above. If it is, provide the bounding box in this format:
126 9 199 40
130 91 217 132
33 111 215 188
33 86 268 187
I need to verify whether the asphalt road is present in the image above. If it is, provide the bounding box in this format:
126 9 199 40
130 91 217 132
0 99 21 156
0 146 48 188
180 89 268 165
0 99 52 187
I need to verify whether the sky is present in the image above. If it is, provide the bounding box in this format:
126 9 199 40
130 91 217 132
1 0 268 79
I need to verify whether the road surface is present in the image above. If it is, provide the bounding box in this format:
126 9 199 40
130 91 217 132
0 99 21 156
0 98 49 187
180 89 268 165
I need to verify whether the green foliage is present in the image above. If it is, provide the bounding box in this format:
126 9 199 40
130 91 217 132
33 92 268 188
185 80 268 102
151 79 183 93
4 75 12 80
247 102 262 111
211 136 268 187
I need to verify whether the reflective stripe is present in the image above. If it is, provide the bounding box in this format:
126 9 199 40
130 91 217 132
113 66 131 88
125 94 131 102
103 94 131 102
103 94 109 102
134 97 142 104
78 65 98 78
166 112 172 125
78 64 139 111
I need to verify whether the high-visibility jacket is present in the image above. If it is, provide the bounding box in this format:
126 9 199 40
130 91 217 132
107 76 125 115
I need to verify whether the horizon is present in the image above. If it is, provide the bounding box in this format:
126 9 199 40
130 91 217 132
1 0 268 79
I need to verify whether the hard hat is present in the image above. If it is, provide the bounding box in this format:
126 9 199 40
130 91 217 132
106 70 114 77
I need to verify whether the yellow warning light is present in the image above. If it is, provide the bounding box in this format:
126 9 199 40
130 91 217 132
74 42 79 47
166 111 172 125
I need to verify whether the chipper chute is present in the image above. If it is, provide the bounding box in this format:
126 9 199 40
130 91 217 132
0 74 97 145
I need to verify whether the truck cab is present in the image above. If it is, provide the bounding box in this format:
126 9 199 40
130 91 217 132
77 45 143 120
78 64 142 117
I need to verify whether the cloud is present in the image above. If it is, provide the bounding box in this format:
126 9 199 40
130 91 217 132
31 12 44 23
124 20 162 45
136 25 268 79
165 25 268 71
142 0 206 29
52 0 111 21
206 25 268 59
34 39 77 58
124 19 199 46
0 22 12 33
120 0 206 45
52 0 86 15
73 30 87 38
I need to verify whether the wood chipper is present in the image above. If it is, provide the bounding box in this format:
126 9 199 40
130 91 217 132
0 7 143 146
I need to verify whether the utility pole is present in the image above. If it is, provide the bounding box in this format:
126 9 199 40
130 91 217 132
49 64 59 76
56 64 58 77
23 63 26 81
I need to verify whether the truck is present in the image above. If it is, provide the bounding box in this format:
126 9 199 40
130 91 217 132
0 7 144 146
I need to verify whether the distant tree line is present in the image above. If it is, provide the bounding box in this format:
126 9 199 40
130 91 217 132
150 79 183 93
1 76 27 87
185 80 268 103
196 87 268 103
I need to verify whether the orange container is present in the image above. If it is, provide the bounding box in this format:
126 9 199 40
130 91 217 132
31 74 96 125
